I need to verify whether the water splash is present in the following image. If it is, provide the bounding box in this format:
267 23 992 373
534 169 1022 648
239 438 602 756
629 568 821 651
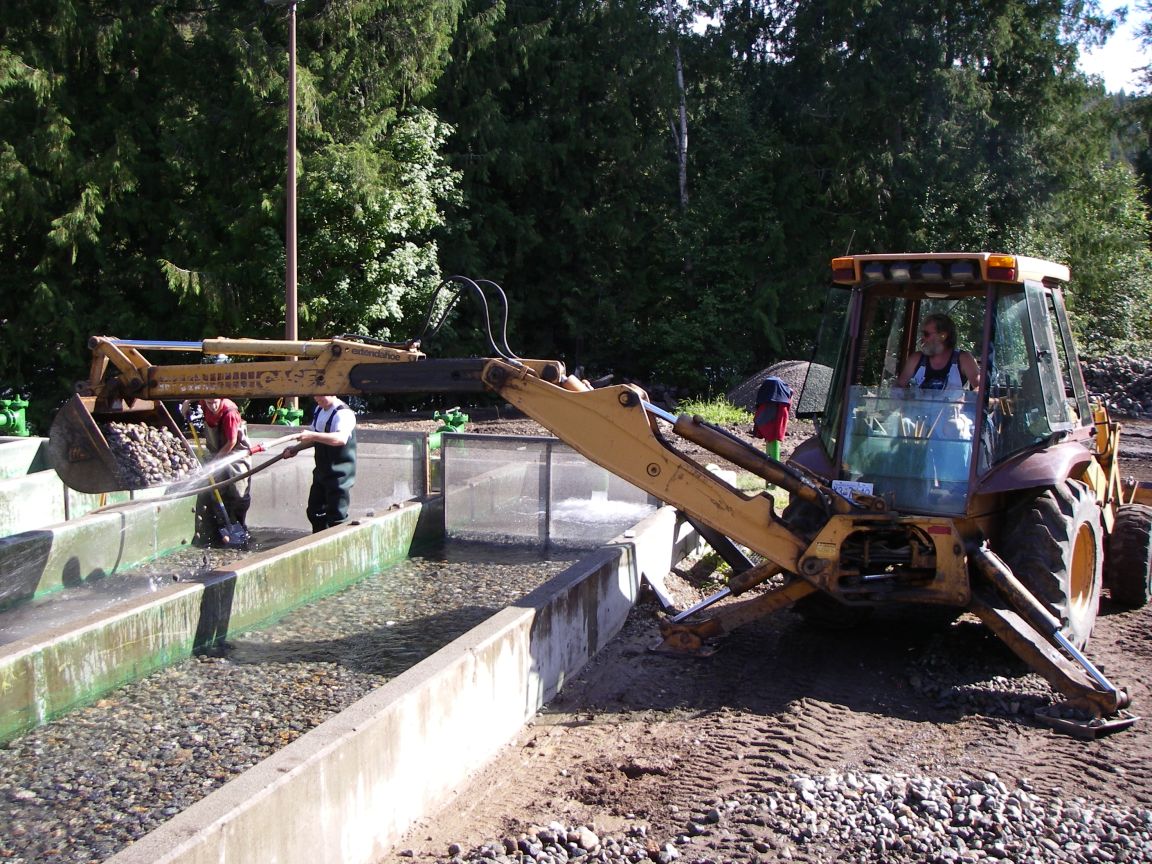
163 434 299 496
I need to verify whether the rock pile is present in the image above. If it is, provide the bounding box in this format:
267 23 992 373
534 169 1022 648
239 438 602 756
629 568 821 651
706 770 1151 863
101 421 200 488
727 356 1152 419
435 771 1152 863
725 361 812 413
1081 357 1152 419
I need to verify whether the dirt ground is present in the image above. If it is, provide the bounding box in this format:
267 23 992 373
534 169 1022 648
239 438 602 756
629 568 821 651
370 411 1152 863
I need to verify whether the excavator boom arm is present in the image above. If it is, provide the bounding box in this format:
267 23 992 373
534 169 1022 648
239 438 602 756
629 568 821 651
480 359 813 567
79 336 560 404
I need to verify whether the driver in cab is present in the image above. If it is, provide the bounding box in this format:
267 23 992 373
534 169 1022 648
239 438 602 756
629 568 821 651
896 313 981 392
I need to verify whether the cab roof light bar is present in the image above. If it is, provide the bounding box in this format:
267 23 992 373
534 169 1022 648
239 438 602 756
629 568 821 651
830 253 1069 286
831 256 982 284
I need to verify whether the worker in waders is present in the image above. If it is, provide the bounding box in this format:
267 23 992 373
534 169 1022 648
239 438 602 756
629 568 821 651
283 395 358 532
179 397 252 547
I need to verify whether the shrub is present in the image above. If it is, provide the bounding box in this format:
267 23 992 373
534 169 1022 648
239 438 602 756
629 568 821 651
676 396 752 426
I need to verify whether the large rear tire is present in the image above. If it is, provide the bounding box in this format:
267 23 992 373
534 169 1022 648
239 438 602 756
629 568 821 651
999 480 1103 649
1106 503 1152 608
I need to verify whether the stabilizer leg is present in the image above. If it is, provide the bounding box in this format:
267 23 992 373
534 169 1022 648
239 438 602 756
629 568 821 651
967 543 1137 736
655 576 815 655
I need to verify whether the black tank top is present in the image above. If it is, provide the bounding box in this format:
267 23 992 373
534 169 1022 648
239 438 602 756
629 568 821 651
312 404 357 485
915 350 967 390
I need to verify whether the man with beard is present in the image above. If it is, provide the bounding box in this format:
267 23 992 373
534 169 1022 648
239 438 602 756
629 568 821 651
896 313 981 391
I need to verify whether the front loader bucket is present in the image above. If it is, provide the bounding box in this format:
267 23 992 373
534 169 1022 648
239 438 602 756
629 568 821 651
47 395 195 493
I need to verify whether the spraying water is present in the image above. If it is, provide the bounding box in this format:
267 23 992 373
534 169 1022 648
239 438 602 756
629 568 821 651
163 433 302 498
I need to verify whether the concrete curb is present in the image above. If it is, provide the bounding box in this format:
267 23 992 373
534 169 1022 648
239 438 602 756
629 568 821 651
105 506 697 864
0 496 195 609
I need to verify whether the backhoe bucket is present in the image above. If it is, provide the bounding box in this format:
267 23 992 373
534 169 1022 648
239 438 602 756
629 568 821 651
47 395 192 493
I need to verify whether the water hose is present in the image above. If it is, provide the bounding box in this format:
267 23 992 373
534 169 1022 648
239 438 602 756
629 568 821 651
185 422 251 546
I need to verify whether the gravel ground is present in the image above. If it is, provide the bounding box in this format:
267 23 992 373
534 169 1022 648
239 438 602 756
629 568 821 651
439 773 1152 864
385 595 1152 864
0 540 583 864
376 412 1152 864
5 359 1150 864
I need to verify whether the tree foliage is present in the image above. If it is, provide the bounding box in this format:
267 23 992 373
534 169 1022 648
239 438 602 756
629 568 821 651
0 0 463 428
1 0 1149 431
433 0 1152 393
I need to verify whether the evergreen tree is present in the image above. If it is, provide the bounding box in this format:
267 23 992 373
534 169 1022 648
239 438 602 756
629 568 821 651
433 0 687 374
0 0 463 427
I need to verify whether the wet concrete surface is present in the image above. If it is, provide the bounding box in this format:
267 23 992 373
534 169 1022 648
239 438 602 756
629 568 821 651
0 528 307 646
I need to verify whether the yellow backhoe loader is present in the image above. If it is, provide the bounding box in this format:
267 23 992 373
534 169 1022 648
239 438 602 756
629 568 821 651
47 261 1152 737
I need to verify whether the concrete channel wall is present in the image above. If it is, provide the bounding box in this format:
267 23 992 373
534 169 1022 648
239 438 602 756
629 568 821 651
0 436 136 535
1 428 699 862
0 494 195 610
0 430 430 608
0 427 657 745
106 505 697 864
0 505 426 743
0 428 429 538
0 436 48 478
246 426 430 531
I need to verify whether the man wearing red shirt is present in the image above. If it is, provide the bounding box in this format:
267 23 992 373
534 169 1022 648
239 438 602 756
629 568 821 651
181 398 252 546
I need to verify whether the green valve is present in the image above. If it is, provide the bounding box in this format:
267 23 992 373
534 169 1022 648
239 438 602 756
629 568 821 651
0 396 30 436
267 405 305 426
429 407 469 450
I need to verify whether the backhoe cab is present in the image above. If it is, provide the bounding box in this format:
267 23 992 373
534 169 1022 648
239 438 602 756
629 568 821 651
789 254 1146 618
796 253 1099 520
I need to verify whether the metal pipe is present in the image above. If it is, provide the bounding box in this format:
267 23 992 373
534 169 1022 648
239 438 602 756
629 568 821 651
670 587 732 622
286 0 298 349
285 0 299 414
202 338 333 357
1053 630 1117 693
107 338 344 359
107 340 205 351
968 541 1127 708
641 400 677 424
542 439 554 547
670 561 784 622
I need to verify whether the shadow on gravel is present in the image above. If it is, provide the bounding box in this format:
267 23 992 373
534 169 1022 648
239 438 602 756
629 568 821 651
205 606 503 677
553 602 1050 728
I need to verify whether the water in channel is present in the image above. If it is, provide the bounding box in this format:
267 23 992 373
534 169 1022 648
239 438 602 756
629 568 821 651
0 529 308 647
0 538 585 863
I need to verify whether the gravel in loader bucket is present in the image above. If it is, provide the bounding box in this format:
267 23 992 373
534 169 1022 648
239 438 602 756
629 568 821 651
47 394 200 493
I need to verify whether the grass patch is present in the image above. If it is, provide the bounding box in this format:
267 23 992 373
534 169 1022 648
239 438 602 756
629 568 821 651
737 472 766 492
737 473 790 505
676 396 752 426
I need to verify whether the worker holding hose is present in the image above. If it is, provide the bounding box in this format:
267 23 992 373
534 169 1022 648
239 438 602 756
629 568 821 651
283 395 358 532
180 397 252 547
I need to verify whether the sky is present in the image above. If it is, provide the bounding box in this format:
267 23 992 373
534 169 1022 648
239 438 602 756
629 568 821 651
1079 7 1149 92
